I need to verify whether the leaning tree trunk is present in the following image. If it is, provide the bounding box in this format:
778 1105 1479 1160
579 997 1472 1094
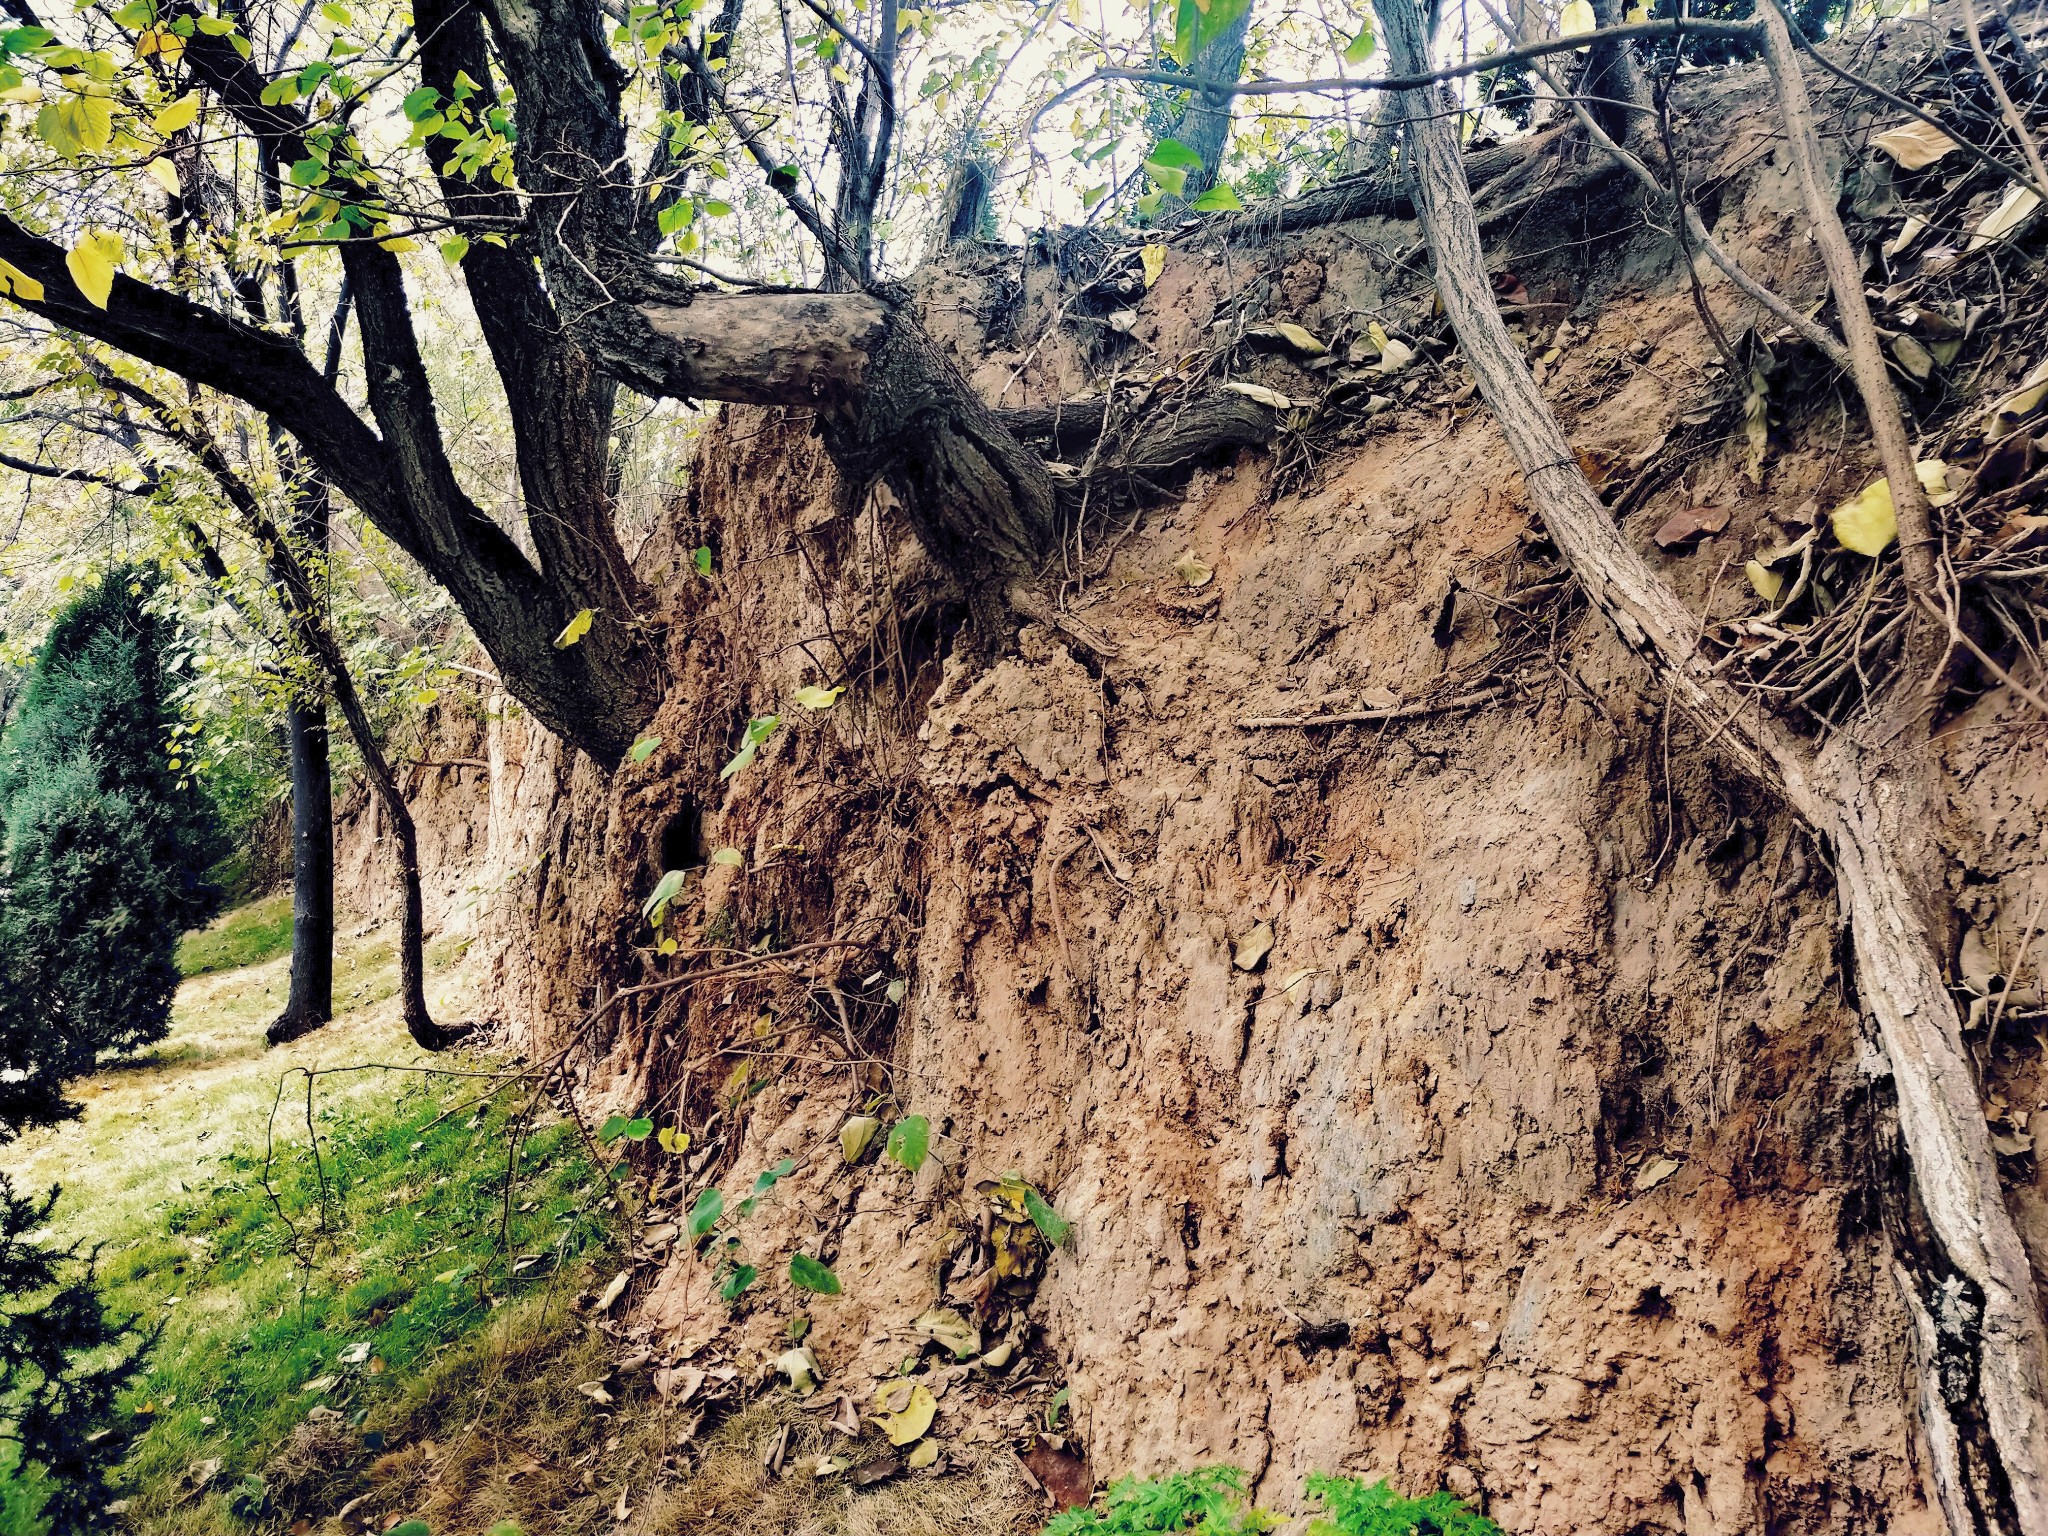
1368 0 2048 1528
1170 0 1255 198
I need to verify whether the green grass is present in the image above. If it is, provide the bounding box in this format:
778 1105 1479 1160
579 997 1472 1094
0 898 620 1536
176 891 296 977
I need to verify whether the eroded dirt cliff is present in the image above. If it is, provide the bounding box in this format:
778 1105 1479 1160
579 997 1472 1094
334 34 2048 1532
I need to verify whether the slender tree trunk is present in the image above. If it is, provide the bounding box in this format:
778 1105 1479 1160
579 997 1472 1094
1368 0 2048 1528
269 459 336 1046
268 697 335 1042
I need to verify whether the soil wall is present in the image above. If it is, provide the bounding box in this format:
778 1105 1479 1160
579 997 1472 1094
334 39 2048 1532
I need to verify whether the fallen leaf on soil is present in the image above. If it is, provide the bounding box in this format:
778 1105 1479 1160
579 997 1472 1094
1233 921 1274 972
1221 381 1292 410
1022 1441 1095 1509
1247 321 1326 356
1176 552 1214 588
577 1380 615 1405
913 1306 982 1360
1831 477 1898 556
1652 505 1730 550
851 1455 903 1486
877 1382 937 1445
1987 357 2048 441
1891 333 1936 381
594 1270 630 1313
1634 1156 1683 1192
907 1439 940 1470
1870 119 1960 170
1971 183 2041 250
840 1114 881 1163
777 1347 821 1394
1995 515 2048 551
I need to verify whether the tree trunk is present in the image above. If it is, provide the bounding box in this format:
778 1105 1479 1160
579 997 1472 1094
268 696 335 1044
1369 0 2048 1527
1172 1 1255 198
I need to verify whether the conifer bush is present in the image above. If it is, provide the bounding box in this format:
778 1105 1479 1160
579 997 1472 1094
0 568 221 1530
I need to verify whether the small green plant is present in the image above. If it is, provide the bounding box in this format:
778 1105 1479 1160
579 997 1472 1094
1306 1474 1503 1536
1046 1466 1274 1536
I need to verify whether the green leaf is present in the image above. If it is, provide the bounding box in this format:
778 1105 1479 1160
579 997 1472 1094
439 234 469 264
1023 1185 1070 1245
701 199 734 216
388 1525 432 1536
720 714 781 781
402 84 441 120
885 1114 929 1172
599 1114 630 1142
719 1262 758 1301
688 1187 725 1238
1 25 54 50
753 1156 796 1194
641 868 686 922
1143 137 1204 198
290 156 328 186
1189 183 1241 212
789 1253 840 1294
623 1117 654 1141
710 847 744 867
153 92 199 133
629 735 662 763
1341 22 1376 62
693 545 713 576
1080 182 1110 209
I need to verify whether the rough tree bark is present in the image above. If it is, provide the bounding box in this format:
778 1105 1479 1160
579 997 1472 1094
1369 0 2048 1529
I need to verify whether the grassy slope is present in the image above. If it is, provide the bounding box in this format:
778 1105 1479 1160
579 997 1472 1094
0 910 621 1536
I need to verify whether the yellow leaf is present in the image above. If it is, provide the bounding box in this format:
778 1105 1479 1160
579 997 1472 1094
379 236 419 252
65 231 122 309
152 92 199 134
144 157 180 195
1971 183 2041 251
1623 1 1648 18
906 1439 938 1469
1139 242 1165 289
876 1383 937 1445
1745 559 1784 602
1987 357 2048 441
793 683 844 709
1560 0 1595 36
1176 552 1214 588
552 607 594 648
1870 119 1959 171
0 259 45 303
1915 458 1958 507
1830 476 1898 556
1221 380 1292 409
1266 320 1325 355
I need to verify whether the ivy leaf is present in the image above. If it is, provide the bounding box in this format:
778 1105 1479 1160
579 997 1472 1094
598 1114 630 1142
1023 1185 1071 1246
884 1114 929 1172
552 607 594 648
629 735 662 763
65 232 121 309
688 1187 725 1238
789 1253 841 1294
719 1262 758 1301
623 1117 654 1141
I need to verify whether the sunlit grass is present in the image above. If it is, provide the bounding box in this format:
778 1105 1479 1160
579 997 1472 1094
0 901 616 1536
176 890 297 978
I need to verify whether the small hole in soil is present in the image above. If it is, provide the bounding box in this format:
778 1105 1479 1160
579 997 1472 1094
660 800 704 871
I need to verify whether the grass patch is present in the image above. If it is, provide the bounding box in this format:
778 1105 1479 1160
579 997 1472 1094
177 891 296 977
